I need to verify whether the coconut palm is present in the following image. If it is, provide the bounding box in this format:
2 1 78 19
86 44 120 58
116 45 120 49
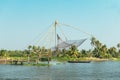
91 37 96 47
117 43 120 57
101 45 107 53
0 49 5 57
91 37 104 58
0 49 8 64
108 47 117 58
31 46 40 64
27 45 33 63
28 45 32 50
69 45 79 58
117 43 120 48
117 43 120 52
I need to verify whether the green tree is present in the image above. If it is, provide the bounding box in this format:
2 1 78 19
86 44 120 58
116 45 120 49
0 49 8 63
26 45 33 63
108 47 117 58
117 43 120 56
117 43 120 49
91 37 96 47
68 45 79 59
117 43 120 54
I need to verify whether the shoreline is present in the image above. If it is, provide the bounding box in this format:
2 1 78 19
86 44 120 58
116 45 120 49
0 57 120 65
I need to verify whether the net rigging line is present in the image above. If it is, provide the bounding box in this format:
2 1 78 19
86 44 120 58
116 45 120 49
57 24 68 41
22 24 53 49
27 21 92 50
35 23 55 48
36 21 59 49
50 22 90 50
59 23 93 38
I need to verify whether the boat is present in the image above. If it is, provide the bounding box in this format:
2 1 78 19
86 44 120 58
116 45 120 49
68 60 91 63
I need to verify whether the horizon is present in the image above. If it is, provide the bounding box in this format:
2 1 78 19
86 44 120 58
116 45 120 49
0 0 120 50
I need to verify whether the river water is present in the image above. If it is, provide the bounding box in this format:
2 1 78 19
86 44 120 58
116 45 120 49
0 61 120 80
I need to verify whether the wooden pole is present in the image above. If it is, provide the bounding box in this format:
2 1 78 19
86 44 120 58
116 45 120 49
55 21 57 48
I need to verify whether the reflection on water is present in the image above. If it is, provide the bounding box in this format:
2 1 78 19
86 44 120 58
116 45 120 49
0 61 120 80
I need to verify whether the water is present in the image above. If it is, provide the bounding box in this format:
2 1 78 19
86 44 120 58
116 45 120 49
0 61 120 80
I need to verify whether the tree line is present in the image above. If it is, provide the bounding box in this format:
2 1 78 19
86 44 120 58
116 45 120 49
0 37 120 62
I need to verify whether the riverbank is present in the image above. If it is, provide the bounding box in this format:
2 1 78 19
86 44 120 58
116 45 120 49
53 57 120 62
0 57 120 66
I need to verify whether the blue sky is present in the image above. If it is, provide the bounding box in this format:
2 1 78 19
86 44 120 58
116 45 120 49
0 0 120 50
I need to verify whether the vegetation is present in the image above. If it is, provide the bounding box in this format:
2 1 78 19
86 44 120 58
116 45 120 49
0 37 120 65
55 37 120 60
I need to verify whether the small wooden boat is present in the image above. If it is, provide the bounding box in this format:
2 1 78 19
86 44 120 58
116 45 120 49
68 60 91 63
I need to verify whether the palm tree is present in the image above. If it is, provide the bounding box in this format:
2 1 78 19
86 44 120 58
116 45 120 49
69 45 79 59
31 46 39 64
117 43 120 52
0 49 5 57
95 40 102 48
27 45 33 63
24 49 30 63
91 37 103 58
99 45 108 58
108 47 117 58
117 43 120 48
81 49 87 57
0 49 8 64
91 37 96 47
117 43 120 57
28 45 32 50
31 46 47 64
101 45 107 53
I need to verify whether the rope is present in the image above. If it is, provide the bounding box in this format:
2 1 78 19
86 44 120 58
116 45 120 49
59 23 93 37
57 24 68 41
24 21 93 50
41 25 54 48
36 23 54 46
22 24 53 49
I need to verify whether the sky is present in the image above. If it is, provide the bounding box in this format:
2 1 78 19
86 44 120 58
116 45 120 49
0 0 120 50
